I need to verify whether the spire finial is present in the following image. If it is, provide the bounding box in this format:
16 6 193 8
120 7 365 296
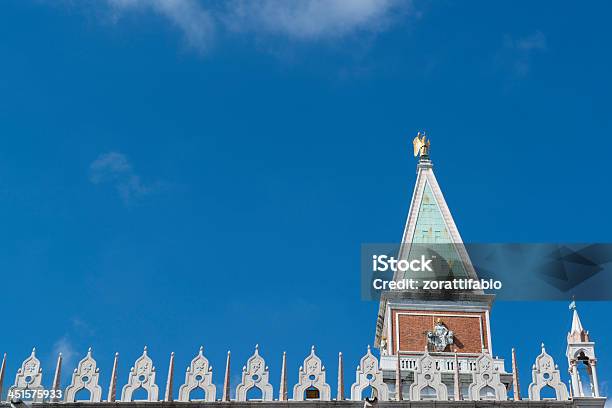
511 348 521 401
164 352 175 402
52 353 63 402
568 298 589 343
0 352 6 402
108 352 119 402
337 352 344 401
222 351 231 402
279 351 288 401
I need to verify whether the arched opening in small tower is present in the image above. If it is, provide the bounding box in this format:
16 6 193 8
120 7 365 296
246 386 263 401
420 385 437 400
131 386 149 401
540 385 557 400
304 386 320 400
576 353 594 397
75 388 91 402
361 385 375 399
479 385 496 400
189 387 206 401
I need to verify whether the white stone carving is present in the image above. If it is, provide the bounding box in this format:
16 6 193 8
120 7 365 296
380 337 388 356
427 320 454 352
235 345 273 401
409 351 448 401
292 346 331 401
528 344 568 401
178 346 216 402
8 348 44 402
121 346 159 402
64 348 103 402
350 346 389 401
468 353 507 401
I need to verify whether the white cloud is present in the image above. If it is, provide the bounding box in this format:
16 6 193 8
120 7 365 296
52 336 78 371
502 31 547 77
513 31 547 52
223 0 407 40
89 152 153 204
108 0 215 52
105 0 409 53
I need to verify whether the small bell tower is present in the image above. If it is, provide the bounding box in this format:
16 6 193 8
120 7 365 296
566 300 600 398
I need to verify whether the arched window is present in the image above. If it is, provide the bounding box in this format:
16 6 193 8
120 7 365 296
539 385 557 400
131 387 149 401
246 386 263 401
362 385 374 399
304 386 320 400
479 385 496 400
189 387 206 401
577 355 594 397
74 388 91 402
420 386 437 400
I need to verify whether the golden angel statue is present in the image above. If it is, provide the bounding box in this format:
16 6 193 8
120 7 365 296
412 131 430 157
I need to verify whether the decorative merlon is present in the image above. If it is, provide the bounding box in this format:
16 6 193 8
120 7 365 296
529 343 568 401
177 347 215 402
235 345 273 401
293 346 331 401
8 348 44 402
409 351 448 401
467 353 507 401
350 345 389 401
64 348 102 402
121 346 159 402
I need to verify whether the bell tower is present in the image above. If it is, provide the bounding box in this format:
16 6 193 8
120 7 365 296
374 133 505 400
566 301 600 398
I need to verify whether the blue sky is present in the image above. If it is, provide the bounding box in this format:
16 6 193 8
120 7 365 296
0 0 611 401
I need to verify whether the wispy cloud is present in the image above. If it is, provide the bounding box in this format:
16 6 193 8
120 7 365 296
105 0 410 53
500 31 547 77
51 336 78 371
89 151 154 204
223 0 407 41
108 0 215 53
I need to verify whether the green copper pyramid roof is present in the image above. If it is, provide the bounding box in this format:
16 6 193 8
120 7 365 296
401 181 470 280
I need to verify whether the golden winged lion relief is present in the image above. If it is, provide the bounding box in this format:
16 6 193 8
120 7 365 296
412 131 430 157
